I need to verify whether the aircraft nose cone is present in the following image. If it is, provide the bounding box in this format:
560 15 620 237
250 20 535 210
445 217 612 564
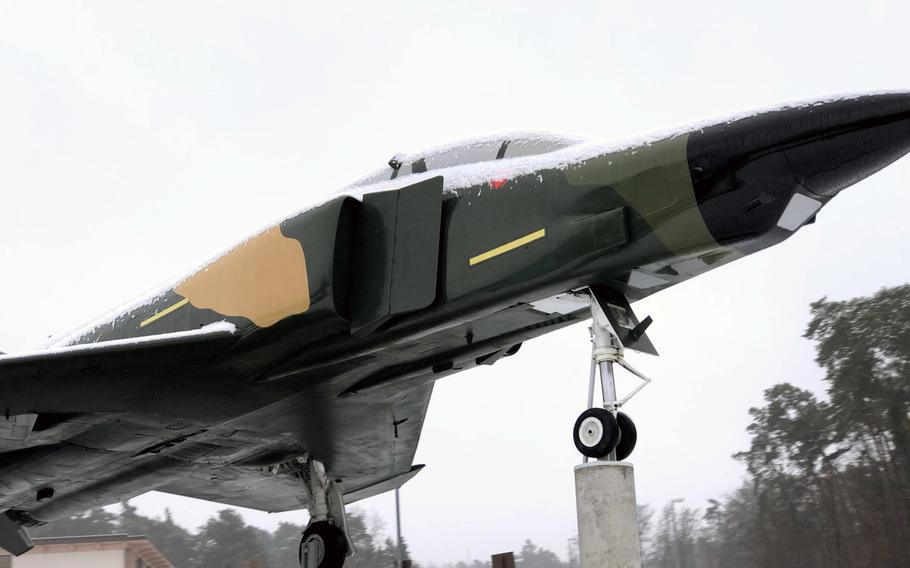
780 93 910 197
687 93 910 245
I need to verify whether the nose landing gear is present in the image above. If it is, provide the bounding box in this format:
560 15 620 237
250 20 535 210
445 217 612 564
572 290 654 461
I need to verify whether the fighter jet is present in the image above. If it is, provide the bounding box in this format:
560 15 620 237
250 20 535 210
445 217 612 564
1 93 908 567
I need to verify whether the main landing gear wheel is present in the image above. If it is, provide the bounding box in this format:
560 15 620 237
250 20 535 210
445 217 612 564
299 521 347 568
615 411 638 461
573 407 620 459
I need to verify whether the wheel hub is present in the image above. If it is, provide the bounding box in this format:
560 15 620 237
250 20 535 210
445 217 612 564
303 534 325 565
579 417 604 447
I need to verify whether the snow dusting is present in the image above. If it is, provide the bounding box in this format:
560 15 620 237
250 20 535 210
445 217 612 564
7 322 237 362
41 91 907 350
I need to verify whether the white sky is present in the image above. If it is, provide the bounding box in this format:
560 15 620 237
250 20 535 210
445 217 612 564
1 2 908 565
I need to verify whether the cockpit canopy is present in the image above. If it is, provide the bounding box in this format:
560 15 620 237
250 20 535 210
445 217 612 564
349 132 583 187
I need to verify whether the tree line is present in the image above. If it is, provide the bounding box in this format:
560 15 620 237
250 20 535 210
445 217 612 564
641 284 910 567
31 503 421 568
32 502 577 568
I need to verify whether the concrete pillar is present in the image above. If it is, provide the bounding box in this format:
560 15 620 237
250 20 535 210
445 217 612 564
574 461 641 568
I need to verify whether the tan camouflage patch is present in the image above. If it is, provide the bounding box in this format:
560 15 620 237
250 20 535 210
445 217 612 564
177 227 310 327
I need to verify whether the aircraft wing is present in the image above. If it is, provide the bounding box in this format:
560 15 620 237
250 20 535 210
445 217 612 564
0 322 239 417
156 464 425 513
156 382 433 511
155 463 312 513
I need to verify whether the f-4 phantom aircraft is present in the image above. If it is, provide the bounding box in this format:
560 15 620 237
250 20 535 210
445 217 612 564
1 93 909 567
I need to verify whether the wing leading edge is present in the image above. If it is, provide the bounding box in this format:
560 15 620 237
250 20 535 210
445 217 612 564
0 322 239 417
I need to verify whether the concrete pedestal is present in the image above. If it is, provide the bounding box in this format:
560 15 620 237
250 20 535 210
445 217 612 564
574 461 641 568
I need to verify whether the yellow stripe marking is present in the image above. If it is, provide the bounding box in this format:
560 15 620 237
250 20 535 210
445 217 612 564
140 298 189 328
469 228 546 266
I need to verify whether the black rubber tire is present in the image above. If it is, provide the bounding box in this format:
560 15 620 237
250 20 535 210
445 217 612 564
299 521 347 568
615 411 638 461
573 407 621 458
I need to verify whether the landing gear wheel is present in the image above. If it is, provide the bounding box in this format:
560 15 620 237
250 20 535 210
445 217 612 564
573 407 621 458
299 521 347 568
615 411 638 461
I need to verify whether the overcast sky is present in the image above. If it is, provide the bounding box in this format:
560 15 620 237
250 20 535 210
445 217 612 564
1 1 909 565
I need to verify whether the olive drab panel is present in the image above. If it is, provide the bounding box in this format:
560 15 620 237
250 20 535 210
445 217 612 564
351 176 444 334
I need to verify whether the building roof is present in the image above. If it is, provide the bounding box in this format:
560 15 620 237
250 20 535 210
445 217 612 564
9 534 175 568
29 534 148 546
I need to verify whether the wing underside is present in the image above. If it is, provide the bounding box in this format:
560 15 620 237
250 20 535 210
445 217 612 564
0 321 431 545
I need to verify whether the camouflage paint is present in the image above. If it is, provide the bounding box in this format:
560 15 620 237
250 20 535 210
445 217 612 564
566 134 719 256
176 227 310 328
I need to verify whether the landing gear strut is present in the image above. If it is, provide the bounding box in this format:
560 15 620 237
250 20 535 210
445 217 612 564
295 457 352 568
572 292 653 461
